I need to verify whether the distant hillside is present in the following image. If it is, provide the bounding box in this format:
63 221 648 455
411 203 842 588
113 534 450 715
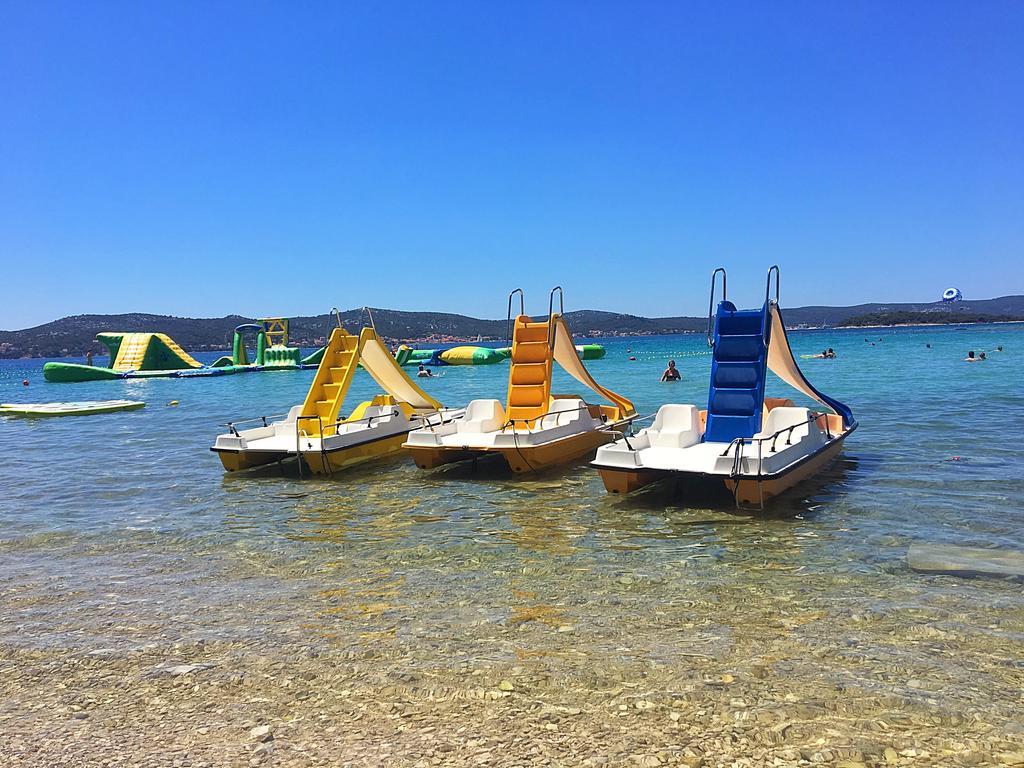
2 296 1023 358
771 296 1024 327
839 310 1024 327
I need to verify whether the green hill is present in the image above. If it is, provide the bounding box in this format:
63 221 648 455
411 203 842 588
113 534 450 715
3 296 1023 359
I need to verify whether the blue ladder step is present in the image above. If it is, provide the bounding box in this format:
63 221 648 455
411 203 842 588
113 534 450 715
713 333 764 362
709 388 759 416
716 312 764 336
712 361 761 389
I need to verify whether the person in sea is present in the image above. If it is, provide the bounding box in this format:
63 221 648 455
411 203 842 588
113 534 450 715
660 360 681 381
996 345 1004 352
417 364 432 378
964 351 983 362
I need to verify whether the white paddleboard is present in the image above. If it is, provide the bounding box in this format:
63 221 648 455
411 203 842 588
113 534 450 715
0 400 146 417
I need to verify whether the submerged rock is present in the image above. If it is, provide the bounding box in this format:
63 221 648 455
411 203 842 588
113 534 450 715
908 542 1024 580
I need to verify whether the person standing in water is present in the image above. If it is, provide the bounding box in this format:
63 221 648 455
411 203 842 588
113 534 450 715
660 360 681 381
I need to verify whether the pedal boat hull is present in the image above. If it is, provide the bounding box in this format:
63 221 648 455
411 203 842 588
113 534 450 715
213 405 465 475
593 407 855 505
405 401 633 473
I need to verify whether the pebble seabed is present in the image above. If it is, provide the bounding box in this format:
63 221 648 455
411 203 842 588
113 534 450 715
2 477 1023 768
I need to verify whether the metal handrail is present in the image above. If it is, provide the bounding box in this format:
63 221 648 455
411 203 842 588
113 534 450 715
707 267 727 348
359 306 377 333
506 288 525 347
331 307 343 329
765 265 780 306
223 412 291 434
298 408 403 437
717 411 833 477
547 285 564 349
763 265 780 343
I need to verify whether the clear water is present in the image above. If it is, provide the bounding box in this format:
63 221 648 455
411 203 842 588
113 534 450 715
2 324 1022 763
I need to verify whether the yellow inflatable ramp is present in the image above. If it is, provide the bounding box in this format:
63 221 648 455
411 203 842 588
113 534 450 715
506 316 554 425
155 334 203 368
102 332 203 371
112 333 150 370
299 328 360 435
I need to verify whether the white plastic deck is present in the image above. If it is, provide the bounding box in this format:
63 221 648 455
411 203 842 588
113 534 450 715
593 404 831 478
405 398 608 450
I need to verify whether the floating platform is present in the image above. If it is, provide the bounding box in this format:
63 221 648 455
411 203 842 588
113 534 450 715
43 326 324 383
0 400 146 417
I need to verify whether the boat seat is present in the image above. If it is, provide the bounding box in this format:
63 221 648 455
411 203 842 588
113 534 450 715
457 399 506 434
361 405 397 421
648 404 701 449
540 399 586 428
755 406 813 439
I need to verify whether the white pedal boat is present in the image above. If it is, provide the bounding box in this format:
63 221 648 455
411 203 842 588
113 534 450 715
404 288 636 473
212 323 464 474
592 267 857 506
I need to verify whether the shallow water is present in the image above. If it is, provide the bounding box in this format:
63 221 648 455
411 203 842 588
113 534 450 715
1 324 1023 766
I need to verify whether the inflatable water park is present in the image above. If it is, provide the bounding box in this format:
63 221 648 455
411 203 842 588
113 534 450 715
396 342 605 367
41 314 607 383
42 318 323 383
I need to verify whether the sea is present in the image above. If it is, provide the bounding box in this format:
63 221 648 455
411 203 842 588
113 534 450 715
1 323 1022 764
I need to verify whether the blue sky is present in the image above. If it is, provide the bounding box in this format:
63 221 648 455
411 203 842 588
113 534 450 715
2 1 1022 329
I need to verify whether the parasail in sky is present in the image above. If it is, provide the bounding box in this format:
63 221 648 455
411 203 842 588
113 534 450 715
941 287 963 302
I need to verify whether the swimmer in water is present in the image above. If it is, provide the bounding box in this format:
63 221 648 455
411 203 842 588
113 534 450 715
417 364 432 377
964 350 981 362
996 345 1004 352
660 360 681 382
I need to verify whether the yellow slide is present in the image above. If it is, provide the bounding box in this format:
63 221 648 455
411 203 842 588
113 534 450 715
357 328 441 412
551 316 635 419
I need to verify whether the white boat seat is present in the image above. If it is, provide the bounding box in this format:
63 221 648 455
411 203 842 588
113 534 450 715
649 404 701 449
756 406 813 439
540 399 586 428
457 399 507 433
360 405 396 421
